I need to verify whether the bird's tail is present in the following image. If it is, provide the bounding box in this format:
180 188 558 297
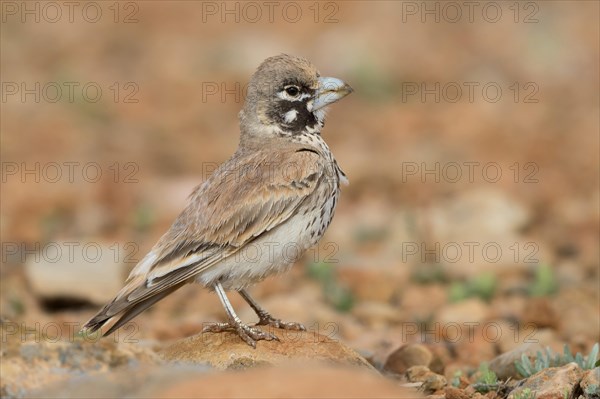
81 281 185 337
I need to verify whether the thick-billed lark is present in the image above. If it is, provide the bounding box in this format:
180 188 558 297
83 54 353 347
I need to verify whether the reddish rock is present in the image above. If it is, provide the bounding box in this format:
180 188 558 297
0 328 159 397
579 368 600 399
34 365 422 399
489 342 546 380
522 298 559 329
337 264 407 303
405 365 447 394
437 298 490 326
352 301 405 328
161 329 375 370
384 344 433 375
508 363 585 399
156 365 422 399
446 386 472 399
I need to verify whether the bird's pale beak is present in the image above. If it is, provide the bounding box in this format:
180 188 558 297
312 77 353 111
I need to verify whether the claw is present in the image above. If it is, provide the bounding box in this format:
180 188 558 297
203 321 279 347
239 323 279 346
202 322 234 333
256 314 306 331
238 289 306 332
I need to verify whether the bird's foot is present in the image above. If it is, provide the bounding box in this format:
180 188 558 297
202 321 279 348
256 313 306 331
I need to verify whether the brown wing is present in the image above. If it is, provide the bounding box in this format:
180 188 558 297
83 144 325 334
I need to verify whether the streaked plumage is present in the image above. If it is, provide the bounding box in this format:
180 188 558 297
83 54 353 346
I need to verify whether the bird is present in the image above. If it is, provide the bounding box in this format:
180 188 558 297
82 54 353 347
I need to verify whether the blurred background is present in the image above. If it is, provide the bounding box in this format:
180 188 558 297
1 0 598 376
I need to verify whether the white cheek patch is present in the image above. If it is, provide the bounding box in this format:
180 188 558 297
284 109 298 123
305 99 325 129
314 108 326 124
305 124 318 134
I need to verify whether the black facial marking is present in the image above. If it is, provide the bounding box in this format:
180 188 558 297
267 85 320 134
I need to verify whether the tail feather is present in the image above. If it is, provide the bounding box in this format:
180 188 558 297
82 302 115 333
82 315 110 334
82 281 186 336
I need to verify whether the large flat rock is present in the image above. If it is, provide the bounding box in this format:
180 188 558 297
160 328 375 370
34 364 420 399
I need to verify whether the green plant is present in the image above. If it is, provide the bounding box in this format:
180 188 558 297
515 343 599 378
477 363 498 385
449 272 497 302
352 226 389 243
451 370 463 388
513 388 537 399
133 202 155 232
528 264 558 297
410 263 449 284
8 297 25 316
472 363 499 393
306 262 354 312
584 384 599 396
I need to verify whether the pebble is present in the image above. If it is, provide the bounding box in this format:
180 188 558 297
489 342 546 380
579 368 599 399
24 241 126 305
384 344 433 375
406 365 447 394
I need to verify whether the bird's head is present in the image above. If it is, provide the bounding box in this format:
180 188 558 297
239 54 353 140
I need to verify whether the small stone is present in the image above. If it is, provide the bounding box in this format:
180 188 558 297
437 298 490 326
24 241 126 305
426 344 451 375
489 342 546 380
428 189 530 242
407 365 433 383
446 386 472 399
405 365 447 394
337 264 408 303
352 301 405 328
384 344 433 375
0 331 159 397
401 285 448 321
555 261 586 286
485 391 500 399
508 363 585 399
579 368 599 399
422 373 447 393
451 329 496 368
522 298 559 329
555 287 599 344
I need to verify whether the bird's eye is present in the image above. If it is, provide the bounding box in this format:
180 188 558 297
285 86 300 96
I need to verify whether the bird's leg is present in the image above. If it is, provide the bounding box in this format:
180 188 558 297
202 282 279 348
238 289 306 331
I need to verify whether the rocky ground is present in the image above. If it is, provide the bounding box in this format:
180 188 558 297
1 1 599 398
1 318 598 398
